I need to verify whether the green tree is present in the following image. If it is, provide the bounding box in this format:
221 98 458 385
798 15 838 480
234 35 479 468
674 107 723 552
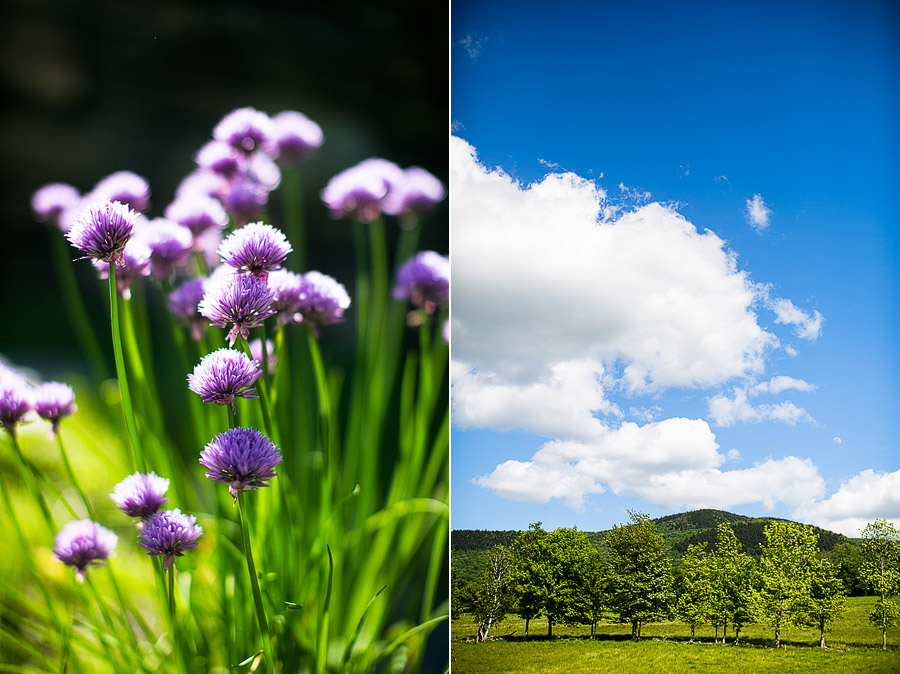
510 522 548 638
708 523 756 644
757 521 819 648
830 541 865 596
580 547 606 638
674 542 712 643
472 545 514 642
605 511 674 640
860 519 900 650
803 556 846 648
542 526 597 637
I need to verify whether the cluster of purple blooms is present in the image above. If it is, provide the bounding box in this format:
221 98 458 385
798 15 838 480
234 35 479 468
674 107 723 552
199 427 283 503
111 471 203 572
393 250 450 315
0 360 77 438
53 520 118 582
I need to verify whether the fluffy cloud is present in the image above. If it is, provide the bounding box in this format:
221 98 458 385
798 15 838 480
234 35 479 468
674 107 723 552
769 297 824 341
707 390 814 427
452 137 826 514
793 469 900 536
745 193 772 231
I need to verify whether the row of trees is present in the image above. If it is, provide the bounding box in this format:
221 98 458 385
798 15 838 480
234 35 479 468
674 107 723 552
455 513 900 649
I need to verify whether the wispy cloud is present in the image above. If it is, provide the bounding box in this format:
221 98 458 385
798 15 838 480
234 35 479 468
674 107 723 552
769 297 824 341
745 193 772 231
458 30 503 60
707 388 814 427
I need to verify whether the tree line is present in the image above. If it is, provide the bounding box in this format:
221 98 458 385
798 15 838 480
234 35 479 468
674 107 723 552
453 512 900 649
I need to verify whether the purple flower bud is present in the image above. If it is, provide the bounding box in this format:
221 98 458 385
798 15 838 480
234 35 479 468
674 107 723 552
321 158 404 223
92 238 152 297
213 107 275 155
0 381 32 436
219 174 269 225
66 200 137 266
199 427 282 503
31 183 81 229
90 171 151 213
296 271 351 335
267 269 303 325
176 170 224 201
217 222 291 281
54 519 117 582
168 277 209 340
165 194 229 238
138 509 203 572
269 110 323 164
198 272 276 345
188 348 260 412
33 382 77 436
393 251 449 313
110 472 170 520
382 167 445 219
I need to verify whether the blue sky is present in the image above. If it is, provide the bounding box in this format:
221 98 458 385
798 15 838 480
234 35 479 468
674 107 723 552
449 0 899 536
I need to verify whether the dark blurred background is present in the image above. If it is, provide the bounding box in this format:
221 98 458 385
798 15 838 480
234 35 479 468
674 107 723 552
0 0 448 374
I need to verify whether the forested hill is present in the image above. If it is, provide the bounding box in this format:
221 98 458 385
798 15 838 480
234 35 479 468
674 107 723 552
452 509 853 557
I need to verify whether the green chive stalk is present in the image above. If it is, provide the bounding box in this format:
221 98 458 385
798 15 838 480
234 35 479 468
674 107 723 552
238 492 274 674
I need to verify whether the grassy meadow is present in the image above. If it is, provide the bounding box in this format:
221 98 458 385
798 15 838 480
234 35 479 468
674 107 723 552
451 596 900 673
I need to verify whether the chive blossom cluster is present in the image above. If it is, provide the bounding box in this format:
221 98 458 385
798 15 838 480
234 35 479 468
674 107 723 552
53 520 118 582
199 427 282 503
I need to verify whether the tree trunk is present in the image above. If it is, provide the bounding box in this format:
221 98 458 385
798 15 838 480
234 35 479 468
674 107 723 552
477 614 494 643
590 622 595 639
733 626 740 645
548 617 553 639
819 617 825 648
689 623 695 644
774 628 781 649
722 621 727 645
525 617 529 639
883 628 887 650
631 620 638 641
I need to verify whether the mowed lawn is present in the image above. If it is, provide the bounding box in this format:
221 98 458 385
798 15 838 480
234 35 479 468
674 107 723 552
451 597 900 673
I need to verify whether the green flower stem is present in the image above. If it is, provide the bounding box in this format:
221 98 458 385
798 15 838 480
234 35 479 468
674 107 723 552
56 430 95 520
282 165 305 272
240 336 276 442
238 492 274 674
7 433 55 536
51 231 108 381
108 263 145 471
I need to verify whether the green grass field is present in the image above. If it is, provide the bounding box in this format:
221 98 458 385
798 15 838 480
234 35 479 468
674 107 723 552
451 597 900 673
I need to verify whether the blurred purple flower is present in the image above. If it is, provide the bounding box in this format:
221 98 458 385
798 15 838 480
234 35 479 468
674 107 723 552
188 348 260 412
199 427 282 503
92 238 152 297
297 271 351 335
31 183 81 230
267 269 303 325
137 218 193 280
175 170 224 201
383 167 445 219
0 381 32 436
217 222 291 281
168 277 208 340
54 519 117 582
138 509 203 572
249 338 277 374
195 140 243 180
165 194 229 239
269 110 323 164
393 251 449 313
320 158 404 223
66 200 137 266
110 471 169 520
90 171 151 212
33 382 77 436
198 272 276 345
213 107 275 155
219 174 269 225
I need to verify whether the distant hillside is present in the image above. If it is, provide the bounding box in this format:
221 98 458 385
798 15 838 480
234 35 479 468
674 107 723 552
452 509 854 558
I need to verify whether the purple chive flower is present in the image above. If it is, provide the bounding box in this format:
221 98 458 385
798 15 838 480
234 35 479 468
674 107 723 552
138 509 203 572
165 194 229 239
248 153 282 192
66 200 137 266
382 167 446 219
199 427 282 503
198 272 276 345
269 110 324 164
219 174 269 225
188 348 260 412
267 269 303 325
137 218 193 280
249 338 277 374
175 170 224 201
54 519 117 582
217 222 291 281
92 238 152 298
168 277 209 340
31 183 81 229
0 382 32 436
90 171 151 212
195 140 243 180
33 382 77 436
320 158 404 223
393 251 449 313
296 271 351 335
110 471 170 520
213 107 275 155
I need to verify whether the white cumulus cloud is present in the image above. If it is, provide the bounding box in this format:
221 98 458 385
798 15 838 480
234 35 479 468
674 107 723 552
769 297 824 341
793 469 900 536
746 193 772 231
707 389 814 427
